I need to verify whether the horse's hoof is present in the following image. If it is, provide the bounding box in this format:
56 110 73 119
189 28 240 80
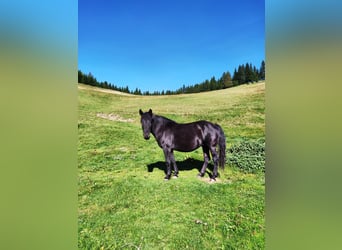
197 173 204 178
172 175 178 179
164 178 169 181
209 178 216 182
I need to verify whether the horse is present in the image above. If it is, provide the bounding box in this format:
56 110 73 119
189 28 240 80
139 109 226 181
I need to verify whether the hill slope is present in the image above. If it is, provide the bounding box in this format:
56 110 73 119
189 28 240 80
78 82 265 249
78 83 134 96
78 81 265 142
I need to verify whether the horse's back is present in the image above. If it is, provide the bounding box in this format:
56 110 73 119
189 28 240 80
169 120 221 151
167 121 202 151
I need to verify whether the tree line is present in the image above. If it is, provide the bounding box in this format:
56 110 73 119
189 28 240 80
78 70 132 94
78 60 265 95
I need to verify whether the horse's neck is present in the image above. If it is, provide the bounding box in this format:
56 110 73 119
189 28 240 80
151 115 175 136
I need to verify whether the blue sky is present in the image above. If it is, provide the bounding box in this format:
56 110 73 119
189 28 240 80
79 0 264 92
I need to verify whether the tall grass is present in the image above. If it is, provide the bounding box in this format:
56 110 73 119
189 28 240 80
78 82 265 249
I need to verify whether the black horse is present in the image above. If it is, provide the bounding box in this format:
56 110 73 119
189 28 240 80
139 109 226 181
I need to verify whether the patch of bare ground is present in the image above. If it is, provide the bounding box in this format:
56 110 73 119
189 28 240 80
96 113 134 122
197 176 224 184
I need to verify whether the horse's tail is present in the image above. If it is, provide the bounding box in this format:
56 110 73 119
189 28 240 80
217 125 226 169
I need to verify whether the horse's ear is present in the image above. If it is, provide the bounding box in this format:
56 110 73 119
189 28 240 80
148 109 152 115
139 109 143 116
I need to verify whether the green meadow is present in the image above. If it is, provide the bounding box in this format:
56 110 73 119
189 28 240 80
78 82 265 249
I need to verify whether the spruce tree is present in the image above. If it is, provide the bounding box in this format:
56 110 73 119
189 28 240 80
237 65 246 84
259 60 265 80
220 71 233 88
245 63 252 83
209 76 217 90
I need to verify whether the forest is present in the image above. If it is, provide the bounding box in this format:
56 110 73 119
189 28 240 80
78 60 265 95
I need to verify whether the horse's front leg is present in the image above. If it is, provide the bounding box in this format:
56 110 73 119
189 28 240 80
163 148 172 180
169 150 178 178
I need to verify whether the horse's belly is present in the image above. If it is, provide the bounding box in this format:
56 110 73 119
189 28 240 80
173 137 201 152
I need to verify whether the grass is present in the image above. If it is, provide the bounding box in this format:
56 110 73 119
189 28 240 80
78 82 265 249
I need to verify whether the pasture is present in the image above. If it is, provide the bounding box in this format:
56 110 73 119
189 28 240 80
78 82 265 249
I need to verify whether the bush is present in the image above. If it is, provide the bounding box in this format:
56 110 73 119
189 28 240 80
227 138 265 173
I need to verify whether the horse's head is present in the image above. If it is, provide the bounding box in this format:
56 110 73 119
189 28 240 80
139 109 153 140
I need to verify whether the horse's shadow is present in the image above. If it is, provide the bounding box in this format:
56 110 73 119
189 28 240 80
147 158 216 178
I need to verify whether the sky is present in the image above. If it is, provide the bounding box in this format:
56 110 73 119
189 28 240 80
78 0 264 92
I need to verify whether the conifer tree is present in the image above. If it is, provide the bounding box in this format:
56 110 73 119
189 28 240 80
209 76 217 90
259 60 265 80
219 71 233 88
245 63 252 83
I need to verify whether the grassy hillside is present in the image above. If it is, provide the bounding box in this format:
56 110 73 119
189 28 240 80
78 82 265 249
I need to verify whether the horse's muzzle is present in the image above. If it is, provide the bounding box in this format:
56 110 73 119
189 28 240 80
144 135 150 140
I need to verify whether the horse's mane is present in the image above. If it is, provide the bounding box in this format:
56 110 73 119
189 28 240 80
152 114 177 126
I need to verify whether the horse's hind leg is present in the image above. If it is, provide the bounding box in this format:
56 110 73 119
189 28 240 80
198 145 210 177
210 145 219 180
